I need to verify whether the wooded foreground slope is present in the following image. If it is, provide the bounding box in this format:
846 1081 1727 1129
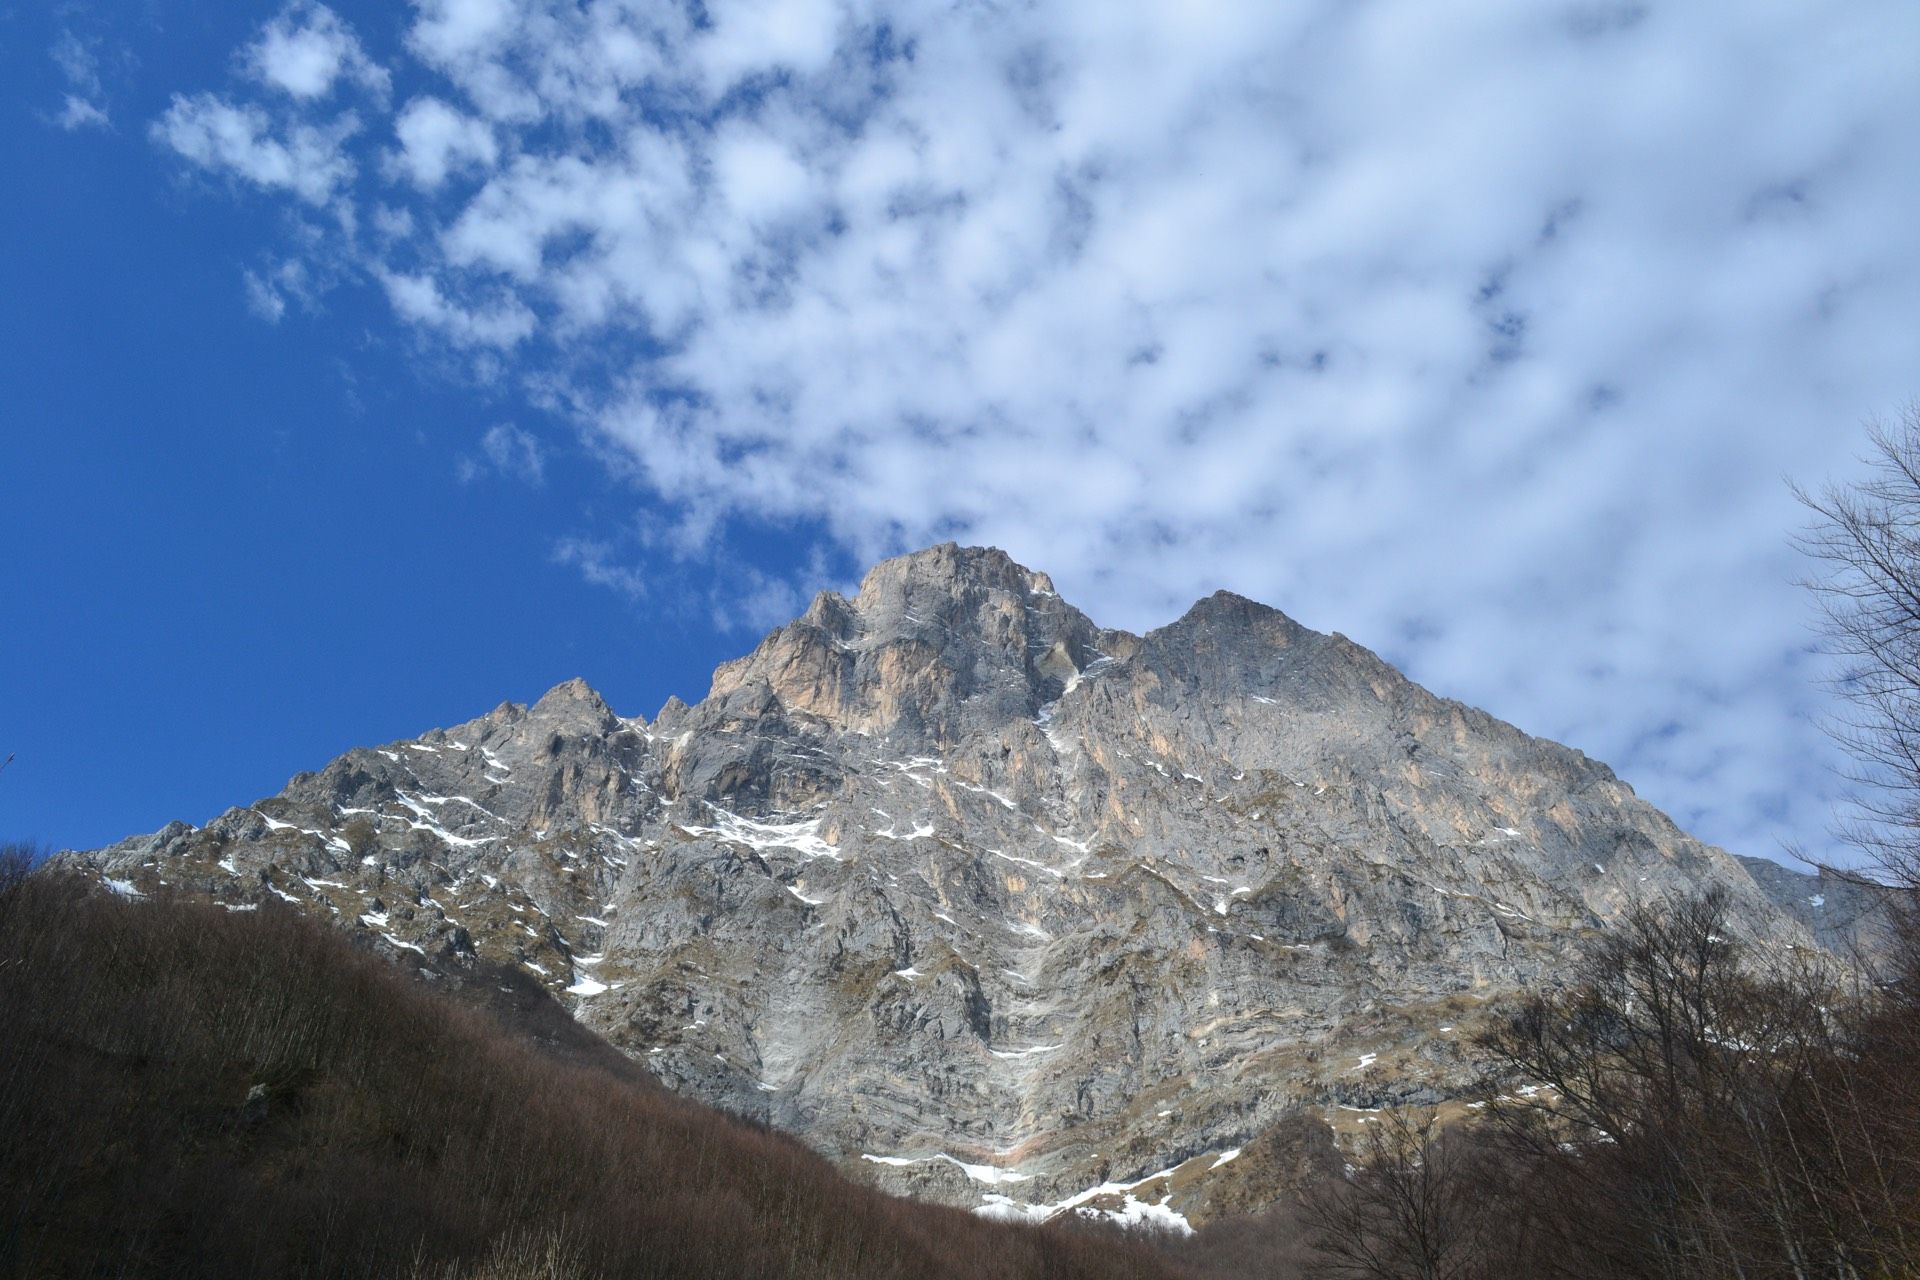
0 858 1184 1280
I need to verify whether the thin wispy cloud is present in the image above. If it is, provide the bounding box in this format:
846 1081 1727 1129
49 30 111 131
242 269 288 323
551 536 647 602
149 0 1920 863
241 258 319 324
457 422 546 485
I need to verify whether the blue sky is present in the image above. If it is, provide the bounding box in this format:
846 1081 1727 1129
2 0 813 851
5 0 1919 864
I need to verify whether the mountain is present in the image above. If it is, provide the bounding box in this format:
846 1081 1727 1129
59 543 1856 1229
1735 852 1887 957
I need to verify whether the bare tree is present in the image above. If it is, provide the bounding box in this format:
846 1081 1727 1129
1303 1107 1491 1280
1291 415 1920 1280
1794 406 1920 898
1472 887 1920 1280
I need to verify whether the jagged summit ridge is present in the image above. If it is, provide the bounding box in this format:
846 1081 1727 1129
700 543 1117 745
59 543 1851 1230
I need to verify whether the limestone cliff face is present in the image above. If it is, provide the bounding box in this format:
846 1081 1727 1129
702 544 1110 744
60 544 1854 1227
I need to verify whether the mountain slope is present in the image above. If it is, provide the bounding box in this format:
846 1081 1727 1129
0 857 1180 1279
60 543 1846 1227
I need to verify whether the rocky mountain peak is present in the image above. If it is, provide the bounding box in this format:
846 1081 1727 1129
533 675 611 711
705 544 1113 745
852 542 1059 607
518 676 622 733
57 542 1875 1233
1145 590 1310 678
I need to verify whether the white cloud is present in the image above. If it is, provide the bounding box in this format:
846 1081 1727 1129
404 0 688 124
371 204 415 242
152 0 1920 865
374 267 534 348
243 269 288 323
388 96 497 189
56 96 111 132
242 258 319 324
551 536 646 601
409 0 519 69
245 2 389 102
708 564 809 634
49 31 110 130
709 126 814 225
153 93 359 205
478 423 546 483
695 0 844 93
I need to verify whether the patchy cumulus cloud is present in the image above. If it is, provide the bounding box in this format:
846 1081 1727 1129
154 94 361 205
151 0 1920 863
244 0 390 102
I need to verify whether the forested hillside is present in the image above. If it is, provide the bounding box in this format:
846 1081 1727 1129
0 852 1183 1280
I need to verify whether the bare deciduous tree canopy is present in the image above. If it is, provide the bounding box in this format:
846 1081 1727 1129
1795 405 1920 892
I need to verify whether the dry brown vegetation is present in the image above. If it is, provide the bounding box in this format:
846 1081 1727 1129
0 849 1189 1280
1296 889 1920 1280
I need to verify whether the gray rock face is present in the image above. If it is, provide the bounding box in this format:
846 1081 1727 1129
1735 854 1892 960
58 543 1857 1228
